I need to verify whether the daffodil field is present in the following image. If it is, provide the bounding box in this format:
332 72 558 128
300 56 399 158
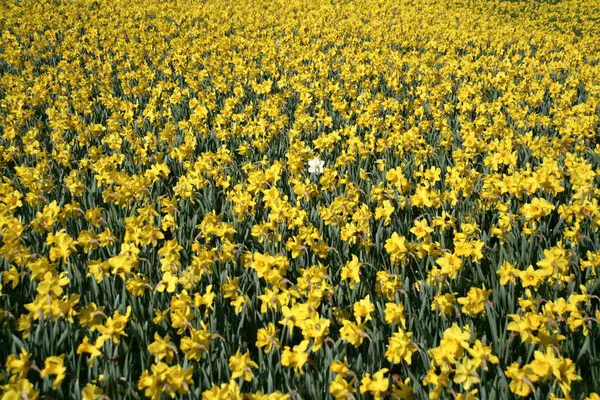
1 0 600 398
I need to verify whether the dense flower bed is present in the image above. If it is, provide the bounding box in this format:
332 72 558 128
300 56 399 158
1 0 600 398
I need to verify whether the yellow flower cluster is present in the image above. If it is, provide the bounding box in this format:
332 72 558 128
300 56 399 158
0 0 599 398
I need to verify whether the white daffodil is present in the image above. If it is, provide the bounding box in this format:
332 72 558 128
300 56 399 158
308 157 325 174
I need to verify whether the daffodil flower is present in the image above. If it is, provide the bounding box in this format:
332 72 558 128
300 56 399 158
308 157 325 174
